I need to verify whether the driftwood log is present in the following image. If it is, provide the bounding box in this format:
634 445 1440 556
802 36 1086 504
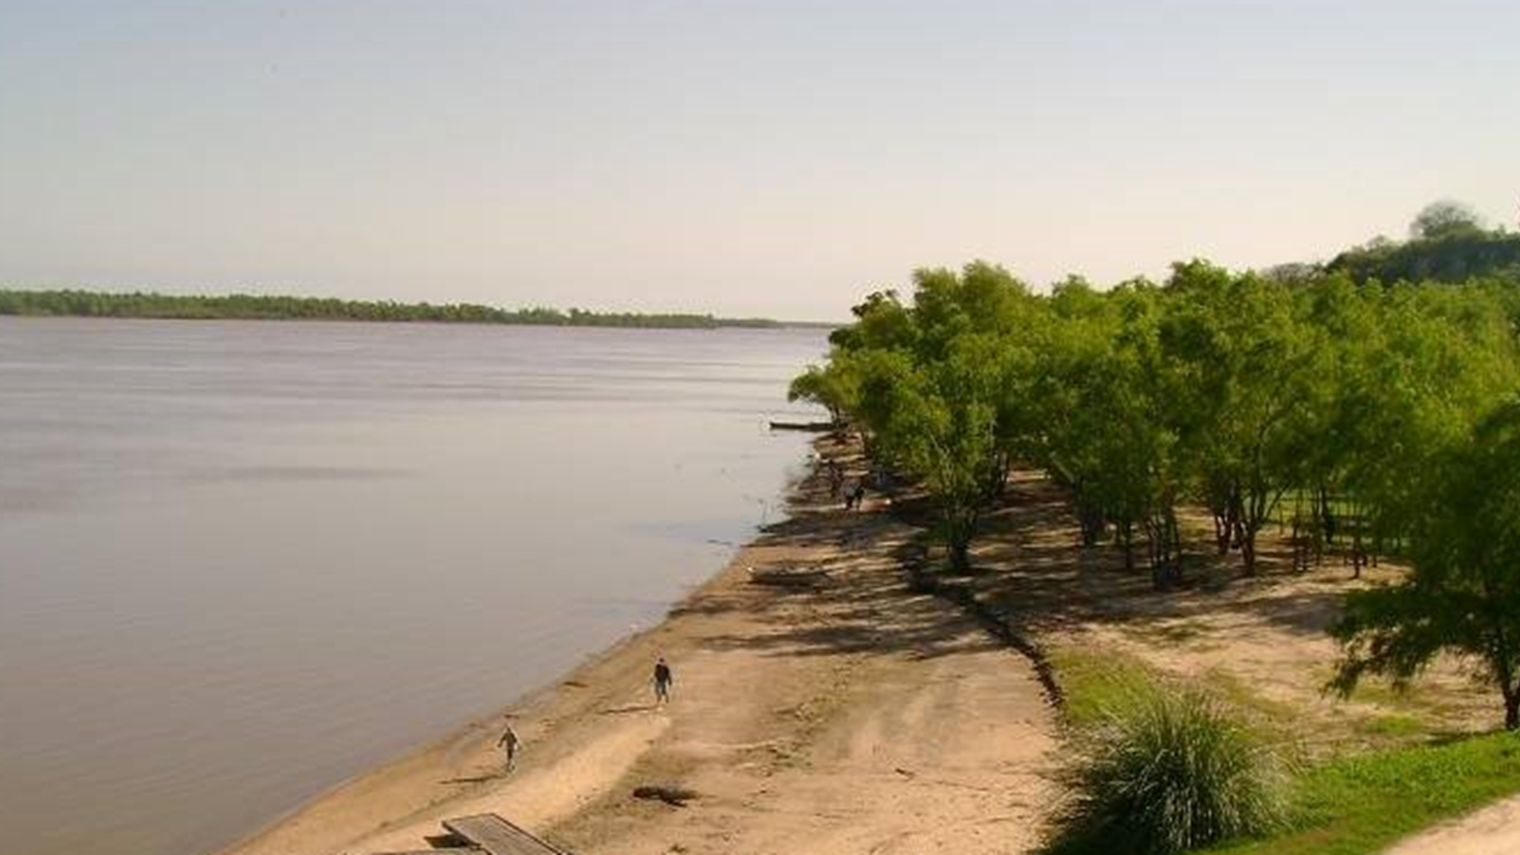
747 567 829 588
632 784 701 806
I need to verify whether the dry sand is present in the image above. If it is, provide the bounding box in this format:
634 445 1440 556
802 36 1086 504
221 438 1057 855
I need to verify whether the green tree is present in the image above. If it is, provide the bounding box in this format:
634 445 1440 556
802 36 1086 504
1160 262 1322 575
854 334 1019 571
787 361 857 424
1331 401 1520 729
1410 199 1483 240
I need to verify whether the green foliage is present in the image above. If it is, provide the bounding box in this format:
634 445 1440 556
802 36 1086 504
829 262 1039 570
1206 732 1520 855
1158 262 1330 574
1331 401 1520 729
0 288 789 329
787 364 855 423
1327 226 1520 286
1047 688 1288 855
1409 199 1484 240
797 211 1520 587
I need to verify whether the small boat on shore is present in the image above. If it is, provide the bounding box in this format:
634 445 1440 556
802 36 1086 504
767 420 835 432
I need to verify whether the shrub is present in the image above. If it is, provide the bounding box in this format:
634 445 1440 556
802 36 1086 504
1046 688 1287 854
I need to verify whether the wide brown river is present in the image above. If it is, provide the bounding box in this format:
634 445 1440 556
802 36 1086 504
0 317 825 855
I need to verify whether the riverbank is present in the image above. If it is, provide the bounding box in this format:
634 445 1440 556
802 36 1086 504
218 434 1520 855
221 434 1057 855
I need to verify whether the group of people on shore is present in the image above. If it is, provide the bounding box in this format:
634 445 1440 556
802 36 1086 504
496 655 675 773
824 458 870 510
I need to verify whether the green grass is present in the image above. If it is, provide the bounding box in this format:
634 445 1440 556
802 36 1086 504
1205 731 1520 854
1355 713 1426 739
1048 689 1288 854
1047 644 1520 854
1330 669 1473 726
1126 619 1212 645
1048 646 1163 727
1201 669 1299 734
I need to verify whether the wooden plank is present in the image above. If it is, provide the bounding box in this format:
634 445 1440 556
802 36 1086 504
442 814 565 855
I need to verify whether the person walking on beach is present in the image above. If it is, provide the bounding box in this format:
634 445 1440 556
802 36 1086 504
496 722 521 772
653 656 674 705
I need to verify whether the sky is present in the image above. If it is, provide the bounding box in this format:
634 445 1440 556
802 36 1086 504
1 1 1516 321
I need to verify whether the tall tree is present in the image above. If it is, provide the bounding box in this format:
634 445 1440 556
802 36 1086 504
1331 401 1520 729
1410 199 1483 240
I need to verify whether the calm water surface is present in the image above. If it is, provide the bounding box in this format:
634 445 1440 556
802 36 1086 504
0 317 826 855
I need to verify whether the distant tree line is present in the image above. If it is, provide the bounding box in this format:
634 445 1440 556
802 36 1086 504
792 201 1520 727
1327 199 1520 285
0 288 790 329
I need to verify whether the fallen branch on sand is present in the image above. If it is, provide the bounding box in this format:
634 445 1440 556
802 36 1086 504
747 566 829 588
633 785 702 807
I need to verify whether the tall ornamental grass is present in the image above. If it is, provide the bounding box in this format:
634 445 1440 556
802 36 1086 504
1047 689 1287 854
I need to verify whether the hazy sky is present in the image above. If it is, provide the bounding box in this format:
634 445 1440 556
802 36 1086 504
2 1 1516 320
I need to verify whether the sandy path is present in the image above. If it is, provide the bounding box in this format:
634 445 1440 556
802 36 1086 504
222 443 1056 855
1382 795 1520 855
556 510 1055 855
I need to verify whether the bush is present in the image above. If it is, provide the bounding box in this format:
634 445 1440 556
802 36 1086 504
1047 688 1287 854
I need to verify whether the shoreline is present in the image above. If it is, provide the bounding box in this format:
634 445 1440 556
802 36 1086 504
215 450 821 855
216 484 808 855
219 435 1058 855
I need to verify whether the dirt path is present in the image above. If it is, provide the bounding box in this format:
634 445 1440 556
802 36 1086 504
222 441 1056 855
1382 795 1520 855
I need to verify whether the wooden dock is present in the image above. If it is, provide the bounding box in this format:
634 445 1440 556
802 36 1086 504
444 814 568 855
373 813 567 855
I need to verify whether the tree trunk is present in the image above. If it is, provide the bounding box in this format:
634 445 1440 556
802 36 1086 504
945 509 976 574
1166 507 1184 585
1319 484 1336 547
1147 508 1182 589
949 538 971 573
1240 525 1258 576
1505 688 1519 731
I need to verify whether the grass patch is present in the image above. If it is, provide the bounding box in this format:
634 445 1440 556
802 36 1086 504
1332 670 1473 726
1047 645 1520 853
1342 677 1414 708
1205 730 1520 854
1048 646 1162 727
1127 619 1212 644
1355 713 1426 739
1049 647 1293 733
1048 689 1288 854
1202 669 1299 733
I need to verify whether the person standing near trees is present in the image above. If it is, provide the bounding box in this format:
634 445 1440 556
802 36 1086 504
653 656 674 705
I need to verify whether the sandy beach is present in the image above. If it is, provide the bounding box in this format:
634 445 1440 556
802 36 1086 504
221 435 1057 855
